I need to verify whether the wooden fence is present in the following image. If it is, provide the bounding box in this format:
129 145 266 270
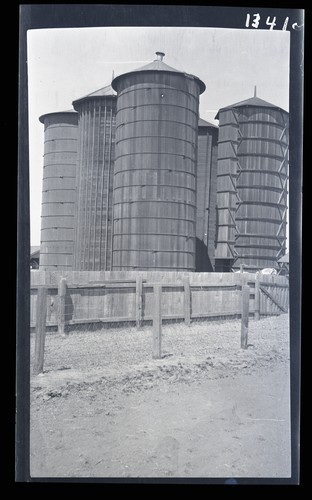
30 271 289 331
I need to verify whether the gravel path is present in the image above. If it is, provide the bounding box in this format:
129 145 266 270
31 314 289 391
30 313 291 479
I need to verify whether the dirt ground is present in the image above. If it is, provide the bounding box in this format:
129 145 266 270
30 313 291 479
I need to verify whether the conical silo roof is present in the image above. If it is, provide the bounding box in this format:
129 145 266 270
72 84 116 108
111 52 206 94
215 95 287 119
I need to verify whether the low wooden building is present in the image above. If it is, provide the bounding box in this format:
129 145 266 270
30 246 40 269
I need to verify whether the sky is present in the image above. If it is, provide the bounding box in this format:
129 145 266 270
27 27 290 247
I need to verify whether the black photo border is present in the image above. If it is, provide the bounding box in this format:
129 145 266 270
16 3 304 486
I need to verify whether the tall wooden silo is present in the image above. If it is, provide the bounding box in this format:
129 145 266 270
39 110 78 270
72 85 116 270
215 93 289 272
195 117 218 271
111 52 205 271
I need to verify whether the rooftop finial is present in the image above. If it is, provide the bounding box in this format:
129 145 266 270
155 51 165 61
254 85 257 97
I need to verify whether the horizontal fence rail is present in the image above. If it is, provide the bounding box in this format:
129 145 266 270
30 271 289 333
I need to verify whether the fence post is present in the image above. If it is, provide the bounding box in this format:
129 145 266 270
254 274 260 320
281 285 285 314
33 287 48 375
136 276 143 329
183 276 191 326
153 284 162 359
241 285 250 349
58 277 67 337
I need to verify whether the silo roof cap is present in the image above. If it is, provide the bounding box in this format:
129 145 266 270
111 52 206 94
39 108 77 123
72 84 116 107
215 95 287 119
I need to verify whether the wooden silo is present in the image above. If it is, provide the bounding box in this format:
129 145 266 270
39 110 78 270
215 94 289 272
72 85 116 270
195 117 218 271
111 52 205 271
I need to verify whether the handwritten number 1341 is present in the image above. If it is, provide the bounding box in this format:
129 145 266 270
245 14 289 30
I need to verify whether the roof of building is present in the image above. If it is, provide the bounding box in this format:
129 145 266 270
278 252 289 263
135 58 181 74
198 117 218 129
30 246 40 258
39 108 77 124
215 95 287 119
72 84 116 107
111 52 206 95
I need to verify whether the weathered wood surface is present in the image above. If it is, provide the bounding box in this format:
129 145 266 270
33 287 48 375
183 276 191 326
241 285 249 349
136 276 143 329
57 277 67 336
254 275 260 320
260 285 288 313
153 285 162 359
30 271 288 328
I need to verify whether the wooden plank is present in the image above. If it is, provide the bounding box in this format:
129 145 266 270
57 277 67 337
248 281 255 316
67 282 137 290
73 288 82 320
241 285 249 349
280 285 285 311
277 282 282 314
69 316 133 325
274 283 279 314
143 282 181 289
32 309 247 328
260 277 266 316
88 279 139 284
191 311 238 319
90 287 96 322
33 287 48 375
260 285 287 313
233 272 240 319
147 281 240 289
190 284 239 291
31 320 57 328
153 284 162 359
30 284 59 290
30 289 37 325
95 284 103 320
254 275 260 320
33 272 268 289
259 281 289 289
183 277 191 326
136 276 143 328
